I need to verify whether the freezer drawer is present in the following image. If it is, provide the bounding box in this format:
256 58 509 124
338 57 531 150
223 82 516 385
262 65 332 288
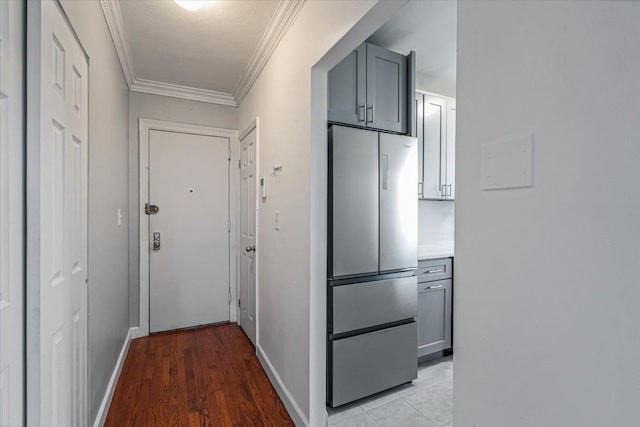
330 276 417 334
328 322 418 407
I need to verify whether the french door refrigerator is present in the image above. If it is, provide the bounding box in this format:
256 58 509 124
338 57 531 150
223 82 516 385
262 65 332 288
327 125 418 407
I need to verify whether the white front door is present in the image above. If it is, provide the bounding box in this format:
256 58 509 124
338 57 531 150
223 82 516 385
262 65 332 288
149 130 230 333
0 1 24 425
239 126 257 345
30 1 89 425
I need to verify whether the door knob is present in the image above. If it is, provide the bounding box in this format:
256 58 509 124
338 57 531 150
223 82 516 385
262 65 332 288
245 245 255 252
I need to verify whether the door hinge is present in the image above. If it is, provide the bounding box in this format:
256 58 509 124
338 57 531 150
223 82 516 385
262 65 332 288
228 290 231 304
228 146 231 161
238 298 241 307
227 220 231 232
238 159 241 169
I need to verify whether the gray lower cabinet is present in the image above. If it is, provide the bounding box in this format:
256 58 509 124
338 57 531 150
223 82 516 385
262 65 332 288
328 42 410 134
417 258 453 357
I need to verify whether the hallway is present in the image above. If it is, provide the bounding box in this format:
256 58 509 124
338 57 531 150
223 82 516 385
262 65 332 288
105 323 294 426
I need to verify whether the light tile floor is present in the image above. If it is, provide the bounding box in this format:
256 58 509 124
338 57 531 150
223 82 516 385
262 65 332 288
327 356 453 427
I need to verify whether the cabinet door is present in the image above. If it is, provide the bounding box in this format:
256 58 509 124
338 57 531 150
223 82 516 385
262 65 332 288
417 279 452 357
416 93 425 197
366 43 407 133
328 43 366 126
445 100 456 199
423 96 446 199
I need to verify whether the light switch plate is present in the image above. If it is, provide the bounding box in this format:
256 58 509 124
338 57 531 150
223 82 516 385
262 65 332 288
482 134 533 190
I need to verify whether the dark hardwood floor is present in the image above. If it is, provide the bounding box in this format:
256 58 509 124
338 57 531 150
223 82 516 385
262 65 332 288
105 323 295 426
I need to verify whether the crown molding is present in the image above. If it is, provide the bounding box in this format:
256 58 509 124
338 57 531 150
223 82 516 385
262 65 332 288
100 0 304 107
130 79 237 107
99 0 135 87
233 0 306 105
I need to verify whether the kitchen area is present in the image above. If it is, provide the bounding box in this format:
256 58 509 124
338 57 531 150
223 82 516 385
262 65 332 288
325 2 456 426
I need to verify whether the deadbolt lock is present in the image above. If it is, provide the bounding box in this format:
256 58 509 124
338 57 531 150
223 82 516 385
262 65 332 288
145 203 159 215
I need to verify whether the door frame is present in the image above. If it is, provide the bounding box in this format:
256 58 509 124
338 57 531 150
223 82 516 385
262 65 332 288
138 118 239 337
237 118 260 346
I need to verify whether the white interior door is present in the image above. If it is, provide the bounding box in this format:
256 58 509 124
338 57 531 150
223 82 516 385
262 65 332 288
239 127 257 345
31 1 89 425
149 130 230 333
0 1 24 425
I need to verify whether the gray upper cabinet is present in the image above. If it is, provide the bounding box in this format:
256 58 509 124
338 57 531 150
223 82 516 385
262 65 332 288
366 44 407 134
328 42 410 134
417 92 456 200
328 44 366 126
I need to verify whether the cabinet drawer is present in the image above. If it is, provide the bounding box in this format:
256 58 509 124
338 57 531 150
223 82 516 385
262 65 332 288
417 258 452 283
330 276 417 334
329 322 418 407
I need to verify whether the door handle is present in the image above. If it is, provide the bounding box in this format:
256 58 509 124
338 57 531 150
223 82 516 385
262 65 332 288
245 245 256 252
382 154 389 190
357 104 366 122
153 232 161 251
145 203 159 215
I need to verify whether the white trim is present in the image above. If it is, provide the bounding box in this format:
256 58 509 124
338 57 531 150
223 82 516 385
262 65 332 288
130 78 237 107
99 0 304 107
234 1 306 105
138 118 239 337
237 119 260 345
99 0 135 87
257 344 308 427
92 327 136 427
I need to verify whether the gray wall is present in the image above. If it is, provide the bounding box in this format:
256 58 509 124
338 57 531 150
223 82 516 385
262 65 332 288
128 92 237 326
455 1 640 426
59 1 130 423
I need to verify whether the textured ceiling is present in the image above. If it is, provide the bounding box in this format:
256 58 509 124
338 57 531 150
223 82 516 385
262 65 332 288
368 0 457 97
119 0 279 94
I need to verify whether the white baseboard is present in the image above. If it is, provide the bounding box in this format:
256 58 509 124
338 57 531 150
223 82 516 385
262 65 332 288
257 344 309 427
92 326 137 427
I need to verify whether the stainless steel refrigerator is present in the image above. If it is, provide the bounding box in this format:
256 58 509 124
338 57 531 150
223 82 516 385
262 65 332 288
327 125 418 407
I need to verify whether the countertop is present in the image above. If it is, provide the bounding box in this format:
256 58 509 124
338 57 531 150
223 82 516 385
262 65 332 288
418 241 454 260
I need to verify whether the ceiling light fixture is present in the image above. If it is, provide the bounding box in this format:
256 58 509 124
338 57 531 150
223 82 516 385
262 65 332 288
175 0 209 11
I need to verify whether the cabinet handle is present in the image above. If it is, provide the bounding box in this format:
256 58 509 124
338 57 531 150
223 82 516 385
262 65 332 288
425 284 444 291
425 268 443 274
447 184 452 197
357 104 365 122
367 104 375 123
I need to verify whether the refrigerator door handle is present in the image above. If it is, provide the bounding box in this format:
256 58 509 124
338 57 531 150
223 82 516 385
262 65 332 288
382 154 389 190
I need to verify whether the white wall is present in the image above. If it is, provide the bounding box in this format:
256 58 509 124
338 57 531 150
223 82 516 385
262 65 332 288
59 1 130 423
127 92 237 326
455 2 640 426
418 201 454 244
236 1 404 424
